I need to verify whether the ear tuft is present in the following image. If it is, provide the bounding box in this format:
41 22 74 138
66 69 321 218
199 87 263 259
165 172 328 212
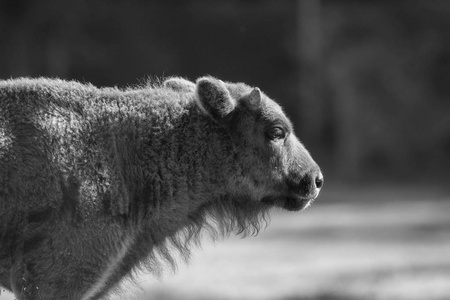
163 77 196 93
196 77 235 121
242 87 262 111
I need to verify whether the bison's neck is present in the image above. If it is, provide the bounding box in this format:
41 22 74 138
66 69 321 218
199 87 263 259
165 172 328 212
113 102 237 225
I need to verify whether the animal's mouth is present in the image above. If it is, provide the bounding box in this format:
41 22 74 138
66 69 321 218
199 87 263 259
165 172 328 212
261 194 316 211
283 196 314 211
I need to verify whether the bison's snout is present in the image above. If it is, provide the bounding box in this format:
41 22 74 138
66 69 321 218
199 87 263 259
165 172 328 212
291 168 324 200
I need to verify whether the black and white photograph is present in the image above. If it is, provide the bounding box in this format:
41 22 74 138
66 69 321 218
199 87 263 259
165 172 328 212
1 1 449 299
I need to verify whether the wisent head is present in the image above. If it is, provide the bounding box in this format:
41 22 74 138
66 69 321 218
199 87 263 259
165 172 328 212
195 76 323 212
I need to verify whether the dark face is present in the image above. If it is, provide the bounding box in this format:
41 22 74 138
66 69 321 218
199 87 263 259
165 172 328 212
227 87 323 211
193 76 323 211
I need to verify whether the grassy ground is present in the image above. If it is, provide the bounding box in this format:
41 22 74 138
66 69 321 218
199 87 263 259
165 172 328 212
1 184 449 300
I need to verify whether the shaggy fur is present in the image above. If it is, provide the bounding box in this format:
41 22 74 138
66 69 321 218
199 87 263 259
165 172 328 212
0 76 322 300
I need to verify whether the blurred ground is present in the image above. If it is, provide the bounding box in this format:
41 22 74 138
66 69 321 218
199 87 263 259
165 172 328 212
131 184 450 300
1 184 449 300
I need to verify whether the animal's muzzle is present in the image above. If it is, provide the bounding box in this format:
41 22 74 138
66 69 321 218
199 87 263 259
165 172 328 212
290 168 324 199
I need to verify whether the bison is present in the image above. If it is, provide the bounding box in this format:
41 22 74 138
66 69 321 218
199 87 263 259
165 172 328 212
0 76 323 299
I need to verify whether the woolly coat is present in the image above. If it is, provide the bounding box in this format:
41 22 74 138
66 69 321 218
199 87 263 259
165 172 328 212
0 78 251 299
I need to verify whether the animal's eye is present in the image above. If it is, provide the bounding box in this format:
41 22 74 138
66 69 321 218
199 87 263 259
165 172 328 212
267 127 286 140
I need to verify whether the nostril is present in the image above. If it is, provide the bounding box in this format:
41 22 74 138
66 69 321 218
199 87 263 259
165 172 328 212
292 171 323 197
315 175 324 189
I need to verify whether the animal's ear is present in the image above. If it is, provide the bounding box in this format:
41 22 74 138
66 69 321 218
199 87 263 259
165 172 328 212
241 87 262 111
163 77 196 93
195 77 235 121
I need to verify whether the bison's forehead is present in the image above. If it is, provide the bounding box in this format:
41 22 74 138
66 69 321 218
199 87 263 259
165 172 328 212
225 82 293 130
260 97 293 131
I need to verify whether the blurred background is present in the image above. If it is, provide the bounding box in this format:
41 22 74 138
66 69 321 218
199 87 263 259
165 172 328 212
1 0 449 299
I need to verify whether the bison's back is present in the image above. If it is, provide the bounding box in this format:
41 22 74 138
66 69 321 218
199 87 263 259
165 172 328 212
0 76 190 241
0 77 189 215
